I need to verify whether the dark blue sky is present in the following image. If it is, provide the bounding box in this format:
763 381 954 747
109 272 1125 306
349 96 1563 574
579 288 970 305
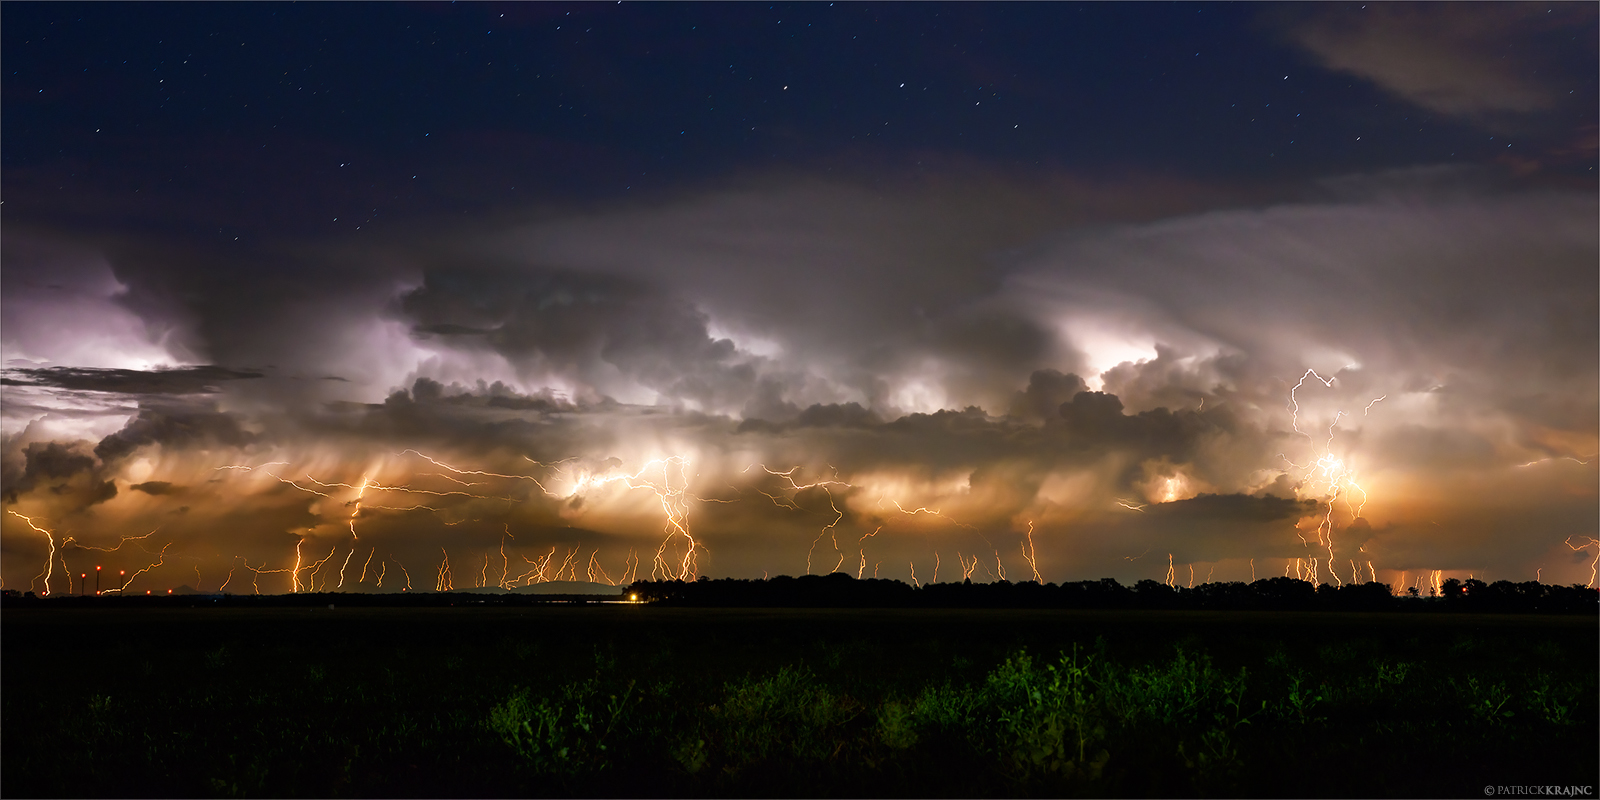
6 2 1593 240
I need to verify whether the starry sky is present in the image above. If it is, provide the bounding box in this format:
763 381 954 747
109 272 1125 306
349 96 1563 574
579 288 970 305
3 2 1596 594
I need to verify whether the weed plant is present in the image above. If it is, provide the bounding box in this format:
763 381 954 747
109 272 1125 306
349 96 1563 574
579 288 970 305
4 607 1594 797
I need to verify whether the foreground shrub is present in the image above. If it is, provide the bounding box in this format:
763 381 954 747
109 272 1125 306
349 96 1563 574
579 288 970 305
473 640 1594 796
487 678 636 775
683 665 865 777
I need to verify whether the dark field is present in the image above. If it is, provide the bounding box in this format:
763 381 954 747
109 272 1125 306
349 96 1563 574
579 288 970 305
4 605 1595 798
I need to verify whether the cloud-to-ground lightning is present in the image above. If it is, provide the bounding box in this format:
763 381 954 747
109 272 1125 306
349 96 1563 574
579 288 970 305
745 465 852 575
1566 537 1599 589
8 510 59 596
1021 520 1042 583
1275 368 1388 585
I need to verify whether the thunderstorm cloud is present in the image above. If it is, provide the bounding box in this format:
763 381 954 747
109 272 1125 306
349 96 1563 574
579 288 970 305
3 4 1594 594
4 172 1594 592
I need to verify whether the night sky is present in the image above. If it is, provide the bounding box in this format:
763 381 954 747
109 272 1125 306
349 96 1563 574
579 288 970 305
3 2 1596 595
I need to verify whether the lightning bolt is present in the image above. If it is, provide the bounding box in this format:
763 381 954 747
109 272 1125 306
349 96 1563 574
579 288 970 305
1515 455 1595 468
8 511 58 596
436 547 453 592
1566 537 1599 588
117 542 175 593
498 526 512 590
748 465 852 575
1276 368 1387 585
856 526 881 579
219 556 245 592
1020 520 1042 583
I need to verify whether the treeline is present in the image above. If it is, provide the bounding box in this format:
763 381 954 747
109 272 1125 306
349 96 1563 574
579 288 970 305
625 573 1599 614
5 576 1593 613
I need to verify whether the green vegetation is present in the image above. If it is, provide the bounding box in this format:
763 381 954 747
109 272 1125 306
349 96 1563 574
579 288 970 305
4 607 1594 797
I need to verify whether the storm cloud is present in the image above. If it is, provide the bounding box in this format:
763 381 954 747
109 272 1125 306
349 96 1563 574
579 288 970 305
5 173 1597 592
3 4 1594 594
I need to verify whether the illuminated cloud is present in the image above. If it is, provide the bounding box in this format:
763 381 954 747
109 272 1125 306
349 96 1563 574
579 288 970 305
0 235 197 371
1 171 1594 591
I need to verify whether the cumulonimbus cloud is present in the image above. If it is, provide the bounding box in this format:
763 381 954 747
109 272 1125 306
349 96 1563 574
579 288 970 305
1 171 1594 591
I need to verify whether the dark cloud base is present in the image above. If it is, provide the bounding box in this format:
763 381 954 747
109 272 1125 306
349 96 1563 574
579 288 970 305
2 365 264 394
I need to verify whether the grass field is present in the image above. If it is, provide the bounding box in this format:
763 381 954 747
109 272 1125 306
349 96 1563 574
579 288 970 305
4 605 1594 797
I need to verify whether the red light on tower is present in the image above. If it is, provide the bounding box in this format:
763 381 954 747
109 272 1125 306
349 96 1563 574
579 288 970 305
96 565 102 595
80 573 87 595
